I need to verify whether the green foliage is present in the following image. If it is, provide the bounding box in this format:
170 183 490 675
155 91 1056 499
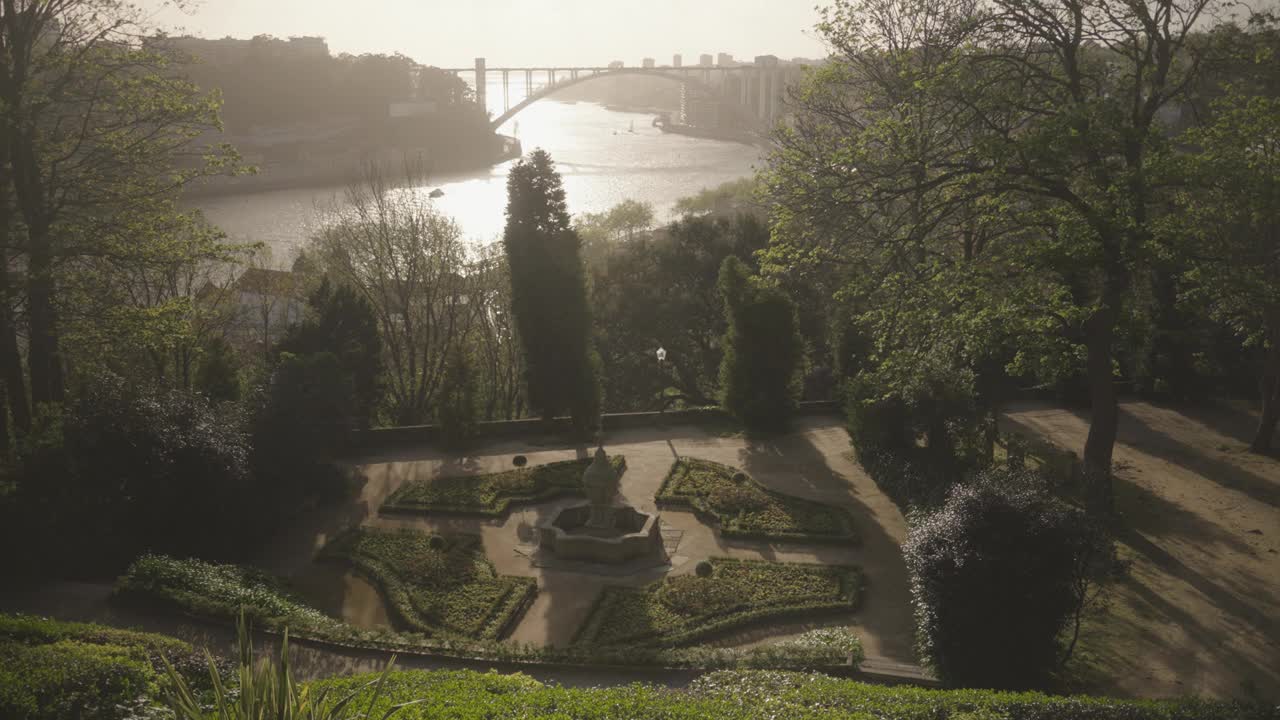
279 277 384 428
0 613 212 720
15 374 252 572
320 529 534 640
159 613 413 720
502 149 601 432
306 667 1272 720
196 335 243 402
436 349 478 451
382 455 626 516
717 257 803 431
590 212 769 410
657 458 857 542
772 628 865 666
673 178 761 218
695 560 714 578
903 468 1109 690
575 558 862 647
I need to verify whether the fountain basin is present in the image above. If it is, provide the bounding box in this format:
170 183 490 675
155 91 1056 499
538 503 663 564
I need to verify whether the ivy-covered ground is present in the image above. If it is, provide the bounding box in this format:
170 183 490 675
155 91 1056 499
574 557 862 647
309 668 1268 720
657 458 857 542
319 528 534 640
382 455 626 516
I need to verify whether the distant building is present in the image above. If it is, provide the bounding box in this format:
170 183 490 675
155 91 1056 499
608 60 625 69
672 54 682 68
754 54 779 67
642 57 655 69
156 34 331 66
225 267 303 353
717 52 734 66
699 53 713 67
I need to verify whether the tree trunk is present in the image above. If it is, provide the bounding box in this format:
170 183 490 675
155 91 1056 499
1250 311 1280 454
26 232 63 405
1082 298 1119 516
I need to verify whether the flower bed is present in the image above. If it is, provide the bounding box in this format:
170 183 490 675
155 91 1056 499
319 528 535 640
574 557 863 647
381 455 627 516
656 458 857 543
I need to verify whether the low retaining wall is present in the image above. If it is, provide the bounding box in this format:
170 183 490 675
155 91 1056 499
351 401 841 455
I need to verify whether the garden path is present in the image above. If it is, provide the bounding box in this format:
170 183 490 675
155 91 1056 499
262 415 918 663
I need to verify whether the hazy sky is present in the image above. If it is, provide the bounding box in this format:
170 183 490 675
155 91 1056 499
136 1 830 68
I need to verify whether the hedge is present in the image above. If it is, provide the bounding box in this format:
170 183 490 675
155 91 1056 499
574 557 863 647
112 555 867 672
656 458 858 543
308 668 1273 720
0 614 216 720
319 528 535 640
381 455 627 516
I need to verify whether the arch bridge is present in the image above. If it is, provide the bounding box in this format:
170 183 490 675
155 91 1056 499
438 59 800 132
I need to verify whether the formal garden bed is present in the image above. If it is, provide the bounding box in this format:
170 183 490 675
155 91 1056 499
574 557 863 647
318 528 534 640
0 614 217 720
381 455 627 516
656 458 858 543
111 554 865 671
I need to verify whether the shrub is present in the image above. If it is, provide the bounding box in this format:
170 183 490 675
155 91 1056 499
16 374 252 573
383 455 626 516
427 535 446 551
903 468 1108 689
695 560 714 578
437 348 478 451
195 335 243 402
657 458 857 542
717 257 802 432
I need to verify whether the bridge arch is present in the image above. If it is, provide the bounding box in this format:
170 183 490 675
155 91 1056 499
488 67 761 131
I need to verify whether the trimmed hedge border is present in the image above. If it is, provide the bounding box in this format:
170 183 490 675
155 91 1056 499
573 557 863 648
111 554 891 678
319 529 535 641
656 458 859 544
379 455 627 518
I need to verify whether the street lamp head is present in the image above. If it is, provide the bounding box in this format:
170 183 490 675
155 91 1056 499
656 346 667 363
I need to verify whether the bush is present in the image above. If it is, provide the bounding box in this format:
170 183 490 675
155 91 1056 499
382 455 626 516
194 335 243 402
695 560 714 578
319 528 535 640
15 374 252 573
437 348 478 451
657 458 857 542
904 468 1108 689
574 558 862 647
0 613 215 720
717 257 803 432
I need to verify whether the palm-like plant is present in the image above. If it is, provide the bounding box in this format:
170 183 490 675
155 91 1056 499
160 612 418 719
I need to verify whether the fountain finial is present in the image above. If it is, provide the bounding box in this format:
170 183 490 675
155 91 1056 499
582 445 619 528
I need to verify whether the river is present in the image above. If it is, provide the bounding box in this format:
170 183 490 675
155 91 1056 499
189 101 761 265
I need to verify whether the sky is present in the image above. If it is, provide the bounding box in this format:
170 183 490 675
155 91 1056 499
135 0 831 68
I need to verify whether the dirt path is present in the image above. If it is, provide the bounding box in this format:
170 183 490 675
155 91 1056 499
1004 401 1280 700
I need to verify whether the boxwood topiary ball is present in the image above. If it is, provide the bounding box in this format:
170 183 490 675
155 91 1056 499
428 535 446 551
695 560 714 578
731 472 748 484
513 455 528 467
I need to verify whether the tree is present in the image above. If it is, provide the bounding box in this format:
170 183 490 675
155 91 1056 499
278 277 383 428
0 0 236 407
904 468 1107 689
503 149 600 433
309 165 479 425
717 256 803 431
437 348 477 451
1171 89 1280 452
768 0 1219 514
195 336 242 402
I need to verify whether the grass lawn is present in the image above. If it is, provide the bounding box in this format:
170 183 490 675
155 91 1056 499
574 557 862 647
657 458 857 542
320 527 534 640
382 455 626 516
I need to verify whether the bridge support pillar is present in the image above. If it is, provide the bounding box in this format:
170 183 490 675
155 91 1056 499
475 57 487 115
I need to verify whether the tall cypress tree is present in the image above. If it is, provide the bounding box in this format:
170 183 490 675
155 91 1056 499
718 256 803 431
503 150 601 432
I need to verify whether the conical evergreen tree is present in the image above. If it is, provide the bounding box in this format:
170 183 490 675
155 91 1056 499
503 150 601 433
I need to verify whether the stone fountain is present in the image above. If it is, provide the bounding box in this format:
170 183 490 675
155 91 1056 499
536 446 664 564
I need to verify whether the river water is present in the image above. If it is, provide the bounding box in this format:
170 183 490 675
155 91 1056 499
190 101 761 264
